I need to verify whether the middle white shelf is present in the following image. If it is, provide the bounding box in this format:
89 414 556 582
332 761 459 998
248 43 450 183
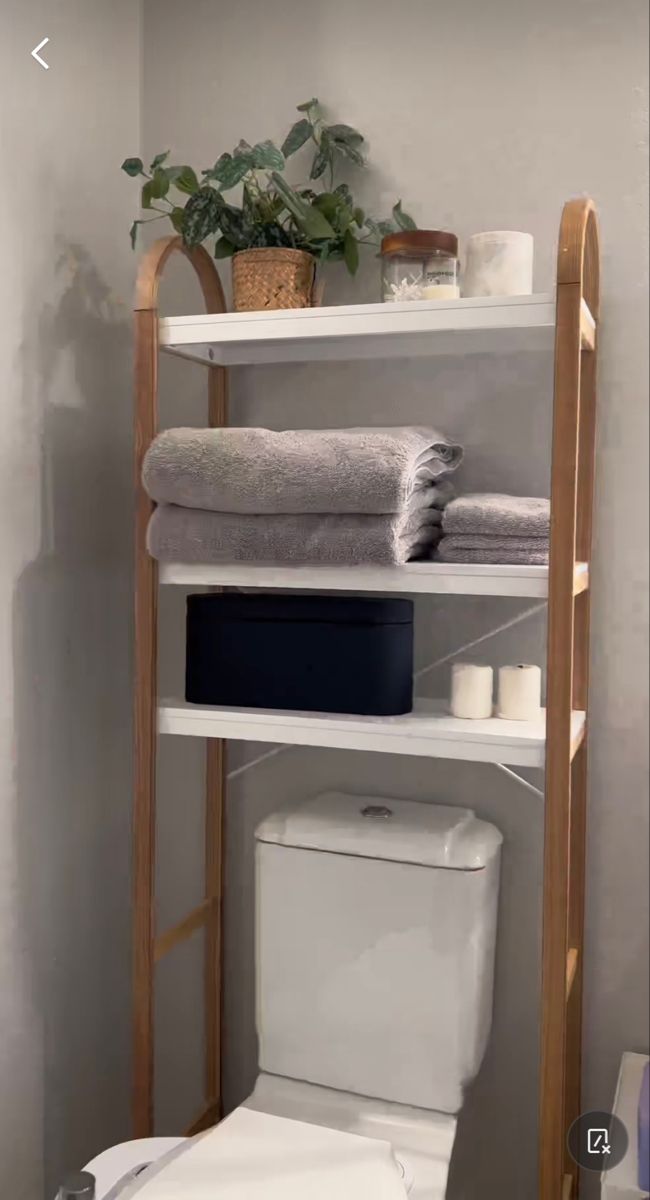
158 698 586 769
159 560 589 599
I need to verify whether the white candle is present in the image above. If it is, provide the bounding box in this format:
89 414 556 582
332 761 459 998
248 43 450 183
450 663 494 719
462 231 534 297
498 664 542 721
422 284 461 300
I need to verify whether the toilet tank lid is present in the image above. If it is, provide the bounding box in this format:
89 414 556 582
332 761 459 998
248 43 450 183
255 793 502 870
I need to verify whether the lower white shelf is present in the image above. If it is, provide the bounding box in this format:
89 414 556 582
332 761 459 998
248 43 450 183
158 698 586 769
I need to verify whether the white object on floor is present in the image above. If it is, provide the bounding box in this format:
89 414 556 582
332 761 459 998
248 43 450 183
498 663 542 720
462 231 534 297
602 1051 650 1200
450 662 494 719
126 1108 408 1199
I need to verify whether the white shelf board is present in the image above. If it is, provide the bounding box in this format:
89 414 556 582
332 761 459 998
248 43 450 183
158 559 576 598
159 293 556 366
158 697 586 769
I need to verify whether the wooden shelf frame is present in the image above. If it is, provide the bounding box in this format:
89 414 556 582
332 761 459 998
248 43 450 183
133 239 228 1140
541 198 599 1200
132 198 599 1199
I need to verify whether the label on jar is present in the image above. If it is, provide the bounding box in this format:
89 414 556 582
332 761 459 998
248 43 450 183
424 256 457 285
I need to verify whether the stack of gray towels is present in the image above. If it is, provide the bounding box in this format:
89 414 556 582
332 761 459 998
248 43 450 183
144 426 463 566
437 494 550 564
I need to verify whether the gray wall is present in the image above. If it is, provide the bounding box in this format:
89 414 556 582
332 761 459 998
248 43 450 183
138 2 650 1197
0 3 140 1195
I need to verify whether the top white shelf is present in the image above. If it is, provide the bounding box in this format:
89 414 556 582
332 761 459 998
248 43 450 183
159 293 557 367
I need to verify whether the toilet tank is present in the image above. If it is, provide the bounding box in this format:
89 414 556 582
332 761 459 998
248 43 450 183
255 793 502 1114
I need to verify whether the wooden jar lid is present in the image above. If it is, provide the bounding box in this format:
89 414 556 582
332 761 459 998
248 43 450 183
381 230 458 257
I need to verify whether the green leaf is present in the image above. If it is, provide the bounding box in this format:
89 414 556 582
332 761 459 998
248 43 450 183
174 166 199 196
310 132 332 180
327 123 364 146
270 172 335 240
202 153 230 180
214 154 251 190
313 192 341 222
281 119 313 158
182 187 224 246
297 97 319 113
251 139 285 171
334 182 353 205
214 237 236 259
129 220 141 248
151 168 170 198
122 157 144 177
217 205 247 249
170 207 185 234
141 180 155 209
343 229 360 275
334 141 364 167
232 138 254 161
392 200 417 231
353 206 365 227
150 150 170 170
310 147 330 179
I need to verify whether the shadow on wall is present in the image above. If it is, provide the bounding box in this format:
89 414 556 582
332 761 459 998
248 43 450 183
12 243 133 1195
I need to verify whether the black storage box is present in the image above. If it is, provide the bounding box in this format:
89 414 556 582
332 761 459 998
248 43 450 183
185 593 414 716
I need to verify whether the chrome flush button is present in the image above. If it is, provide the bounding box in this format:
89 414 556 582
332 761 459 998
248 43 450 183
361 804 393 819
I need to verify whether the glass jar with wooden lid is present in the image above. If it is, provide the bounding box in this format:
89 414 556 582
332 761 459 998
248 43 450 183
381 230 459 302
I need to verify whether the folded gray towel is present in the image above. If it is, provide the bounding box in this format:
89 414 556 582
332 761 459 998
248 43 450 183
437 534 548 565
439 534 548 552
148 504 443 566
442 494 550 537
143 427 463 515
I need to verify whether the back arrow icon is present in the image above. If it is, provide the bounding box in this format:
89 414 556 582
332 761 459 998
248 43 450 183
31 37 50 69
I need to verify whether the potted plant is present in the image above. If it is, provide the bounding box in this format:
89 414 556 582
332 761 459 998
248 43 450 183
122 98 416 311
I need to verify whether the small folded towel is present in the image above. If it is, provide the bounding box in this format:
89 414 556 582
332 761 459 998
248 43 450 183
442 494 550 537
436 534 548 565
148 504 443 567
143 426 463 515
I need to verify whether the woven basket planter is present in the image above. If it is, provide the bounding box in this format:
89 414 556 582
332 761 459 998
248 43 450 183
231 247 316 312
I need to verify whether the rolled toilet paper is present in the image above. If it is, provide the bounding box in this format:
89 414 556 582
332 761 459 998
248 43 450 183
498 664 542 721
450 663 494 719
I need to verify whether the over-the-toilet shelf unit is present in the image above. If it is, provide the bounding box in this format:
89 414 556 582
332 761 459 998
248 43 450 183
133 199 599 1200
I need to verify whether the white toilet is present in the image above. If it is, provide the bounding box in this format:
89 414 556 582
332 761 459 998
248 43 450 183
80 792 502 1199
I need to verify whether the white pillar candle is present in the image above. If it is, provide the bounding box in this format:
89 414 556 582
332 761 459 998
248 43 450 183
450 663 494 719
498 664 542 721
462 231 534 297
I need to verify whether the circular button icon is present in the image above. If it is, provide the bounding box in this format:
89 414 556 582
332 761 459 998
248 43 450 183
567 1110 629 1172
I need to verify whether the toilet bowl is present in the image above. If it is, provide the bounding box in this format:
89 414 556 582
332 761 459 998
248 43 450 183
77 793 500 1199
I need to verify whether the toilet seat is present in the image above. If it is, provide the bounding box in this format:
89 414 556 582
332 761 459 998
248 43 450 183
126 1107 408 1199
244 1073 456 1199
